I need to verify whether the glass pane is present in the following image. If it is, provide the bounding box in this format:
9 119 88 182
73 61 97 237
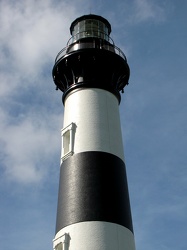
63 130 70 155
92 20 98 31
79 20 85 33
71 18 110 41
55 242 63 250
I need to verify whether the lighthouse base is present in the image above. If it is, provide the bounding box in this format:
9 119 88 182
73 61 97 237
53 221 135 250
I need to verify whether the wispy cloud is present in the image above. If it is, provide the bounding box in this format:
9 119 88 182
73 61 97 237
132 0 168 23
0 0 87 185
0 107 61 184
0 0 74 92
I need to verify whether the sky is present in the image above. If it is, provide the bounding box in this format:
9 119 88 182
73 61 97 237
0 0 186 249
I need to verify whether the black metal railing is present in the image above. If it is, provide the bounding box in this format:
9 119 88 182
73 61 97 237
55 38 127 63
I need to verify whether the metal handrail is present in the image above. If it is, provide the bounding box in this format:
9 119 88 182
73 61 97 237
55 41 127 63
55 47 67 62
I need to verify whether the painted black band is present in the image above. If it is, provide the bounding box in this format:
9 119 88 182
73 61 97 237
55 151 133 234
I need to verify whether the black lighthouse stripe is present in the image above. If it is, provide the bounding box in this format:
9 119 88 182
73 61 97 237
55 151 134 234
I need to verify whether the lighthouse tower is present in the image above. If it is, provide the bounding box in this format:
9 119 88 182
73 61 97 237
52 14 136 250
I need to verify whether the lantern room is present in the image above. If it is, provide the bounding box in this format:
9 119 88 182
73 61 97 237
69 14 112 43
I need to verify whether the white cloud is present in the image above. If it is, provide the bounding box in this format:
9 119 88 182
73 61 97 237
0 106 61 184
0 0 75 90
132 0 166 23
0 0 86 185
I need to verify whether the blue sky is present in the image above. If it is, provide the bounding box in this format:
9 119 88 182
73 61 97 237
0 0 186 249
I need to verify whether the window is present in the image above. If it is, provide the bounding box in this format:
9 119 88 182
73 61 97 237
72 19 109 42
53 233 70 250
63 130 70 155
61 123 76 162
55 243 62 250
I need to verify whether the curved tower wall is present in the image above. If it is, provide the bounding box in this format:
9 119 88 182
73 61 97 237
52 14 136 250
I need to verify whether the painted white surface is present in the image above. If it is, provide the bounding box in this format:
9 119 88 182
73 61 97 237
53 233 70 250
62 88 125 161
53 221 136 250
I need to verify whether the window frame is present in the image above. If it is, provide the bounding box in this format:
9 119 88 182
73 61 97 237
61 122 76 162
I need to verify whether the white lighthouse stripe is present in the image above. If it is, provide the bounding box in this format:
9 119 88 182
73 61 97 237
53 221 135 250
63 88 125 161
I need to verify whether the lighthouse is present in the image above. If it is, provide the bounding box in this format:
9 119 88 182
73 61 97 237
52 14 136 250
